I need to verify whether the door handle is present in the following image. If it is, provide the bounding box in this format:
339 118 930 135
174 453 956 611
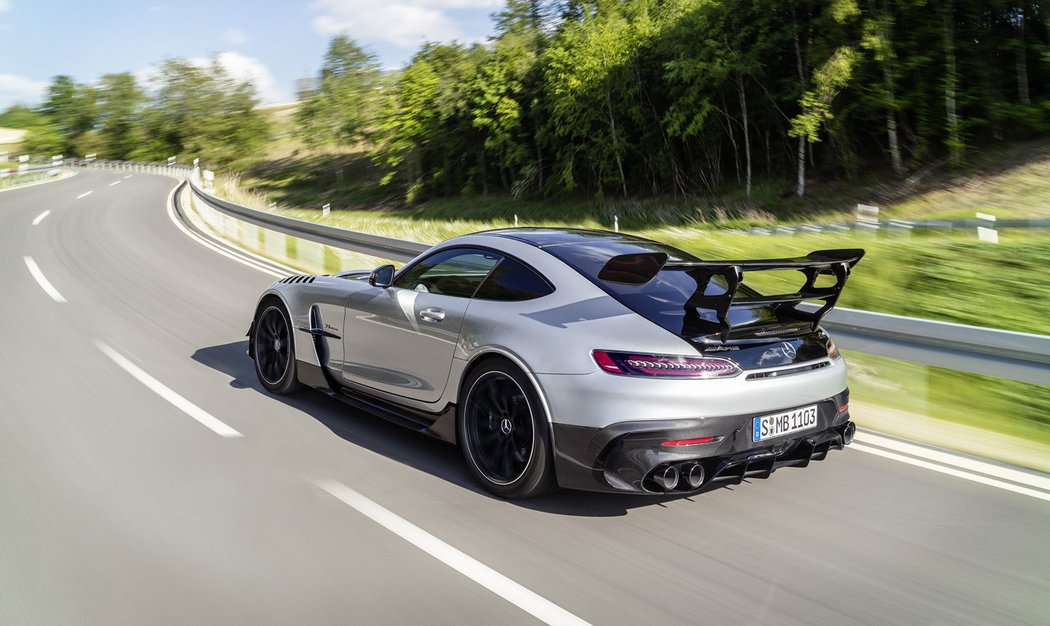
419 307 446 323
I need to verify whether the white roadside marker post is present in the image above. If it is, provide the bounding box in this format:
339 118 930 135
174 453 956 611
514 214 519 228
976 212 998 243
614 215 619 232
856 203 879 237
323 203 331 218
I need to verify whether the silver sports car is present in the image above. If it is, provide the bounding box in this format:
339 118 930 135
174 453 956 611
248 228 863 498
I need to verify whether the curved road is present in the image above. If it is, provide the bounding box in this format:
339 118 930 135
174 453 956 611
1 170 1048 625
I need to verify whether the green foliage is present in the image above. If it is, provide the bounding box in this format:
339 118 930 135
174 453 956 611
13 59 269 168
37 75 97 155
130 59 269 168
324 0 1050 203
297 36 384 147
96 73 145 160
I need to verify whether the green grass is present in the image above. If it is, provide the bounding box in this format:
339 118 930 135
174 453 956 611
241 138 1050 230
846 351 1050 447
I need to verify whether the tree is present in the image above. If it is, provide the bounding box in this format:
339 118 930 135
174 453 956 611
131 58 269 167
297 36 384 147
96 73 145 159
40 75 96 155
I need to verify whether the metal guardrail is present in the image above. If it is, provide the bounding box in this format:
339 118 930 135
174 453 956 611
68 160 1050 386
734 218 1050 235
189 180 427 262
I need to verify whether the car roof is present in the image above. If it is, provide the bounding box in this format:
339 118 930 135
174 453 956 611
479 228 700 270
483 227 693 254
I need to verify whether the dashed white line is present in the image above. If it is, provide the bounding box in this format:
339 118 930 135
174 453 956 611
76 191 93 199
32 210 51 226
23 256 67 303
123 174 132 179
95 341 243 438
109 180 122 187
316 479 591 626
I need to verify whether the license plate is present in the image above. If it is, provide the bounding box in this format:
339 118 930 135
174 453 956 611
752 405 818 442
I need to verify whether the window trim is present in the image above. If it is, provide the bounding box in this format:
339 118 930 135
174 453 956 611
472 254 556 302
392 246 504 299
393 245 554 301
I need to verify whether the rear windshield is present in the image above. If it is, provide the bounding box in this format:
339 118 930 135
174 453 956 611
543 241 765 335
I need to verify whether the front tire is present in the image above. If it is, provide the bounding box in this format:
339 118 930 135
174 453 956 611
253 303 302 395
458 359 556 498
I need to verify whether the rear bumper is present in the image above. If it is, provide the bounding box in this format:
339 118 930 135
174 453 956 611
551 389 852 493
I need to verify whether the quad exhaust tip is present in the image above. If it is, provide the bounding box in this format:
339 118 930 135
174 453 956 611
842 421 856 445
682 463 705 490
652 464 680 491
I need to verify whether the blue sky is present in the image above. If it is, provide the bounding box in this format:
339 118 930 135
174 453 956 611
0 0 501 110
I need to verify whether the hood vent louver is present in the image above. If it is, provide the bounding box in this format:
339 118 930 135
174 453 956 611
278 275 316 284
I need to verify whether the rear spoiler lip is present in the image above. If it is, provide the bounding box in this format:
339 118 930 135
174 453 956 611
664 248 865 272
597 249 865 342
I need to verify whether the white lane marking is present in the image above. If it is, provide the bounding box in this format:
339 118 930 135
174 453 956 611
165 183 289 278
76 191 93 199
32 210 51 226
316 480 590 626
855 431 1050 492
95 341 243 438
23 256 67 303
109 180 121 187
124 174 132 179
851 444 1050 503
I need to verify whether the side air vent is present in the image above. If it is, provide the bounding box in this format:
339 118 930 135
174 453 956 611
746 360 831 380
279 275 316 284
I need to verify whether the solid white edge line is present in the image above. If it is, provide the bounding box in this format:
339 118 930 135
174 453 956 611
854 431 1050 491
850 444 1050 502
23 256 67 303
95 341 243 438
32 209 51 226
76 190 93 199
315 479 591 626
109 180 121 186
165 183 289 278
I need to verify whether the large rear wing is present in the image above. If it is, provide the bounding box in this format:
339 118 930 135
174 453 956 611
598 249 865 341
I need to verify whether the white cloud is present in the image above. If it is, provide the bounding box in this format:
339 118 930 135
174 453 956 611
0 74 47 109
224 28 249 46
136 53 290 106
210 52 288 104
310 0 501 49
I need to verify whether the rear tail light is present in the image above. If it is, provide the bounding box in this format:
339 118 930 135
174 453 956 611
592 350 740 379
827 337 841 360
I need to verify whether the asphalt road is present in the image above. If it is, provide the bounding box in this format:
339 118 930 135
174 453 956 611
2 170 1048 625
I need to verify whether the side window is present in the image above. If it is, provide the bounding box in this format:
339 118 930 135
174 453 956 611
474 257 555 301
393 248 502 298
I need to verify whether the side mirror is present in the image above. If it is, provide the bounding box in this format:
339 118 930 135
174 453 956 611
368 264 396 288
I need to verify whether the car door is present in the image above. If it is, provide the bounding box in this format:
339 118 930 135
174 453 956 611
340 248 502 403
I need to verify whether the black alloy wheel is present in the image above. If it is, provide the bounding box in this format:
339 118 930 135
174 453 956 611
459 359 555 498
254 304 301 394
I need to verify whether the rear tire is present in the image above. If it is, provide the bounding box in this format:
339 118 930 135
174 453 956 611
458 359 556 499
253 302 302 395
